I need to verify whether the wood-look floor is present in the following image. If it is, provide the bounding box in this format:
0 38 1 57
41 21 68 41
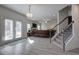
0 37 79 55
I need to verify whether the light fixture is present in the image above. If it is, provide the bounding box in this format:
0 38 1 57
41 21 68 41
26 5 32 18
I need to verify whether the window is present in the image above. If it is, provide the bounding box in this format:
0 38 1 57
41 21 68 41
15 21 22 38
27 24 31 32
5 19 13 40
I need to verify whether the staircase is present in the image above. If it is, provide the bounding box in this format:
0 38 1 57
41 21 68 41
49 16 74 51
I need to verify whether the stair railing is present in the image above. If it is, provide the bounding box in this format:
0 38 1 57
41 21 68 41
49 16 72 43
49 16 74 51
62 21 74 51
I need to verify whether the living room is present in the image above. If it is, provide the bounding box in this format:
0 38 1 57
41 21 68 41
0 4 79 55
0 4 67 43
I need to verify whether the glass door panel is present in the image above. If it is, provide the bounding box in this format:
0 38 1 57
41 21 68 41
5 19 13 40
15 21 22 38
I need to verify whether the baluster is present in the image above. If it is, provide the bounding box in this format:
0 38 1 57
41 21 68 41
63 29 65 52
50 30 51 44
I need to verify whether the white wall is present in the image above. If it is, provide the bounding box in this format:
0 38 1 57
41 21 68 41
41 19 57 30
47 19 57 29
41 22 48 30
0 5 40 45
58 6 71 33
66 5 79 50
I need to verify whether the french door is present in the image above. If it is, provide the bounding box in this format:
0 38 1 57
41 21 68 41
5 19 13 40
15 21 22 38
5 19 22 40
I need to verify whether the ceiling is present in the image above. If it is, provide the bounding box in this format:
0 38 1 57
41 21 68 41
2 4 68 22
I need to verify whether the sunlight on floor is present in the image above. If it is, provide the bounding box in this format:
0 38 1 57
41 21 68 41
27 37 34 44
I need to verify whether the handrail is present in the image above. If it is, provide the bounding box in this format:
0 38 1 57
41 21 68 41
49 16 72 44
50 16 72 30
63 21 74 31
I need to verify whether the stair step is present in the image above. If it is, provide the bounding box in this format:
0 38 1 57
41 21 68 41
55 38 63 44
53 40 63 49
56 35 63 40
